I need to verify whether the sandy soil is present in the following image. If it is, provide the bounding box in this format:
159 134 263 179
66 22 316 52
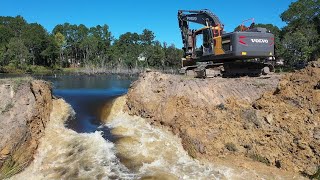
125 61 320 177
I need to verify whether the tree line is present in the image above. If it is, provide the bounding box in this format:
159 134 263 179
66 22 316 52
0 17 183 72
0 0 319 73
237 0 319 67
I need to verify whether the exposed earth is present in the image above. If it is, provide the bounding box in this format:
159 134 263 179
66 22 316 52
125 61 320 177
0 78 53 179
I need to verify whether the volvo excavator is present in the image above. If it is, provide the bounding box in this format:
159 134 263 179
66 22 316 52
178 9 275 77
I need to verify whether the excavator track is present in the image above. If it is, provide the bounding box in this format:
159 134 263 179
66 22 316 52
180 61 274 78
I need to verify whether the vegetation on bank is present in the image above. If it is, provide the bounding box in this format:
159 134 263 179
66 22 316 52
0 0 319 74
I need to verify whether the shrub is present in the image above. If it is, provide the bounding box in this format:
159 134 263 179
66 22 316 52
248 153 270 166
225 142 237 152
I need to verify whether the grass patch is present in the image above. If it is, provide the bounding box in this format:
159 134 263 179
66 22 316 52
12 77 33 92
274 66 295 73
0 76 33 92
25 65 52 74
253 83 267 88
248 153 270 166
2 64 24 74
310 167 320 180
302 166 320 180
225 142 237 152
0 156 29 179
1 103 13 114
216 103 227 110
61 67 82 73
242 109 261 128
2 64 53 75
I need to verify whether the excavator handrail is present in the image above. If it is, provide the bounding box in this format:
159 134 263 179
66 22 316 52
240 18 255 31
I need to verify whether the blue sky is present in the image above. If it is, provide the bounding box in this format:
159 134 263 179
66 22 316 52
0 0 295 47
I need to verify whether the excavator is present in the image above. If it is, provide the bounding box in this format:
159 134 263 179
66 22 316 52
178 9 275 77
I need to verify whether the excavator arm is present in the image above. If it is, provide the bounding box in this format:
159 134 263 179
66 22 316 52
178 9 224 56
178 9 223 28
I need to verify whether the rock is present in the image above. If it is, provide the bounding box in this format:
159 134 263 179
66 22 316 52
0 146 10 156
145 68 152 73
315 81 320 89
309 60 320 68
242 109 261 128
297 140 308 150
265 114 274 124
313 128 320 140
197 142 206 154
275 160 281 168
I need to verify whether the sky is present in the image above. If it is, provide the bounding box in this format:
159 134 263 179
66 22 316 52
0 0 296 48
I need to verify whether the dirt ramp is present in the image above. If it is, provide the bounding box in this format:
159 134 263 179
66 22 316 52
126 62 320 176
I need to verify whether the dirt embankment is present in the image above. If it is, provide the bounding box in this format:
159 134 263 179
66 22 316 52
126 62 320 176
0 78 53 178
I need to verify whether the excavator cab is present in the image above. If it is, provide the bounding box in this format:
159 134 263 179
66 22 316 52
193 25 225 58
194 28 213 57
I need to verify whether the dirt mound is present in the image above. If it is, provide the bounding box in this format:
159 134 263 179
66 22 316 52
126 63 320 176
126 72 280 122
0 79 53 178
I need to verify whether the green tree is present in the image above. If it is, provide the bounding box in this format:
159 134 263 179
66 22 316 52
164 43 183 67
113 32 142 68
148 41 165 68
0 16 27 38
140 29 155 45
281 0 319 28
80 35 99 64
282 30 316 65
89 25 113 64
22 23 48 65
4 37 30 66
0 24 14 46
41 35 59 67
280 0 320 63
54 32 66 67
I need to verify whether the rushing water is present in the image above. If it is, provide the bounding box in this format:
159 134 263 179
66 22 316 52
46 75 132 141
9 74 298 180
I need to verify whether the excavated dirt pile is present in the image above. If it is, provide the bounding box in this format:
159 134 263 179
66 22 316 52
0 79 53 178
126 61 320 176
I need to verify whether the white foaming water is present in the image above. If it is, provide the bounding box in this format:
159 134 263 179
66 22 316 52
12 99 135 180
104 97 300 180
105 97 244 180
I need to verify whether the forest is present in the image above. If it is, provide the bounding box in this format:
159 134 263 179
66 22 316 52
0 0 319 74
0 17 183 74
